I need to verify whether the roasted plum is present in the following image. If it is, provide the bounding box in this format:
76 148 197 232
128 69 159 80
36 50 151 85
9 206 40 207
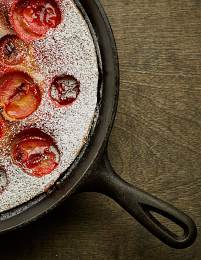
0 35 28 66
0 71 41 121
49 75 80 106
10 0 61 42
11 129 60 177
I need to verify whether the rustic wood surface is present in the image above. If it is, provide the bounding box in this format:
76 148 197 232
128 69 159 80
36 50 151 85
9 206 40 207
1 0 201 259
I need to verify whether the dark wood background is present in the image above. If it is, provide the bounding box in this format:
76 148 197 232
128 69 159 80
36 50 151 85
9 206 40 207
1 0 201 259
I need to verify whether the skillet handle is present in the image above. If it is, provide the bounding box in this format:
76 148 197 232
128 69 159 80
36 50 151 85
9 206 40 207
86 153 197 249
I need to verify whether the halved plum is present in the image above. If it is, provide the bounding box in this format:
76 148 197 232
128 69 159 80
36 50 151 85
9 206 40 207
0 168 8 193
0 71 41 121
11 129 60 177
0 35 28 66
49 75 80 106
10 0 61 42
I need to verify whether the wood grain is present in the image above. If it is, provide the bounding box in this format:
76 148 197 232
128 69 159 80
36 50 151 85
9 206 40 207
0 0 201 259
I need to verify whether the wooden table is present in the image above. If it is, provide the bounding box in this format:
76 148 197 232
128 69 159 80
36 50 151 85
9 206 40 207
1 0 201 259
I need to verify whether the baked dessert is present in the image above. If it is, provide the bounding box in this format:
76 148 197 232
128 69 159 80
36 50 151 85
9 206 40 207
0 0 99 212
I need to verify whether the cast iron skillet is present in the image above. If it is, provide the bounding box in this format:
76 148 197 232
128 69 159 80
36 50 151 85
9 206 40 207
0 0 197 249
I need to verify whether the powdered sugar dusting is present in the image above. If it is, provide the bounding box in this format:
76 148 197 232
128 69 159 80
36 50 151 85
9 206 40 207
0 0 99 213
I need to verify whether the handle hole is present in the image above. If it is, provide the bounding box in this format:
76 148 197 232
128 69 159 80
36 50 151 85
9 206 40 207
150 211 185 238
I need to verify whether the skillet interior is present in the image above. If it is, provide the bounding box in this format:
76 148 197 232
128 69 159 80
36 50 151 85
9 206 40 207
0 0 100 213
